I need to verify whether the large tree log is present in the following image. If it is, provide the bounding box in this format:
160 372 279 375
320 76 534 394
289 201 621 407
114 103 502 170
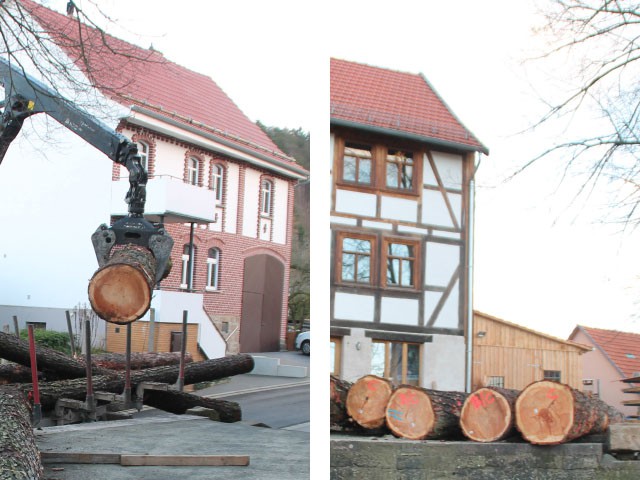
0 331 111 380
7 354 254 411
0 387 43 479
330 375 351 428
88 245 156 324
385 386 468 440
460 387 519 442
0 363 34 384
142 390 241 422
90 352 193 371
346 375 393 430
515 380 610 445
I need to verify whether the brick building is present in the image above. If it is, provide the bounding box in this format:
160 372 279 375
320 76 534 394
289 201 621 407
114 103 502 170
0 1 307 357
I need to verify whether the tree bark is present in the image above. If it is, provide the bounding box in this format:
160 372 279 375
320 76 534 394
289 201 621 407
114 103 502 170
330 375 351 427
88 245 156 324
0 363 34 384
460 387 519 442
90 352 193 370
0 331 111 380
385 386 468 440
346 375 393 430
142 390 241 422
7 354 254 411
0 386 43 479
515 380 610 445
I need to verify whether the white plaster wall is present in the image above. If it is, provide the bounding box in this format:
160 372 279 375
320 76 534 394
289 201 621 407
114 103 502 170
380 297 419 325
422 189 454 228
422 334 465 390
225 163 239 234
330 216 358 226
424 291 441 324
340 328 374 382
335 189 376 217
431 280 460 329
380 196 418 223
432 152 463 189
153 141 187 179
242 168 260 237
449 192 462 227
423 153 438 186
398 225 429 235
259 217 272 241
272 178 289 245
334 292 375 321
425 242 460 287
209 206 223 232
362 220 392 230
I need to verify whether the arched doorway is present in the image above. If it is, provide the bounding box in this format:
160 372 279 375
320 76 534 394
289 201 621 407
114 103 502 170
239 254 285 352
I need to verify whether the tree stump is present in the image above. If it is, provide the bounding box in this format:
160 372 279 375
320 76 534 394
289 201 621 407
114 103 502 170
385 386 467 440
88 245 156 324
0 387 43 479
330 375 351 427
460 387 519 442
515 380 610 445
346 375 392 430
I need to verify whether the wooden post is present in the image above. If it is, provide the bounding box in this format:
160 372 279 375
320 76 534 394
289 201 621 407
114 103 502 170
177 311 188 392
147 308 156 352
124 323 132 403
65 310 76 357
27 325 42 427
12 315 19 337
84 319 95 413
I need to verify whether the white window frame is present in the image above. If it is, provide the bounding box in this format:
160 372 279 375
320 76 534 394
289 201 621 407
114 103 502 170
212 164 224 203
137 140 149 172
188 157 199 185
206 248 220 291
180 244 195 290
261 179 273 216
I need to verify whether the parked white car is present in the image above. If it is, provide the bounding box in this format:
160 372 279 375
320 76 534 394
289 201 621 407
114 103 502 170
295 331 310 355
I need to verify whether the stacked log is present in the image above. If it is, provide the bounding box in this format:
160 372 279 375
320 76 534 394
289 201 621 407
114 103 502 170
330 375 351 427
91 351 193 370
346 375 393 430
514 380 610 445
0 387 43 479
386 386 467 440
460 387 519 442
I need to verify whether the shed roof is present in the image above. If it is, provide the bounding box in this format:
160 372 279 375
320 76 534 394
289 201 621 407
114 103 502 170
330 58 488 154
18 0 304 174
570 325 640 378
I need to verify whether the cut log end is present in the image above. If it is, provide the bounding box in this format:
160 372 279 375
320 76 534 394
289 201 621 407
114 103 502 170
88 246 155 324
460 387 514 442
346 375 392 430
386 385 433 440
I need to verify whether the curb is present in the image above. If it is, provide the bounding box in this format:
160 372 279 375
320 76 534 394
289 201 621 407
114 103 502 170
204 380 310 399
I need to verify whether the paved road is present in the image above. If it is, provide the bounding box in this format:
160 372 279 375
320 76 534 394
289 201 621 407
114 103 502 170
221 383 309 428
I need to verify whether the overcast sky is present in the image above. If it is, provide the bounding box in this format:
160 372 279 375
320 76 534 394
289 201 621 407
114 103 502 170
55 0 640 339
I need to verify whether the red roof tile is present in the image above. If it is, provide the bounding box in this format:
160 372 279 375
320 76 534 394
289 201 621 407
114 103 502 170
18 0 301 170
330 58 488 154
578 326 640 378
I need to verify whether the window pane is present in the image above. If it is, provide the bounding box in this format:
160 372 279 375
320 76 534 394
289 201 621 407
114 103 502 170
390 343 403 384
356 255 370 283
406 344 420 385
343 156 356 181
401 163 413 189
330 342 336 374
389 243 412 257
342 253 355 281
343 237 370 253
401 259 413 286
386 162 398 188
387 258 400 285
371 343 385 377
360 159 371 184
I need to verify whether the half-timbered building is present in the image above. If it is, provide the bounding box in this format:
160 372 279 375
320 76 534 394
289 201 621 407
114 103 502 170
330 59 488 390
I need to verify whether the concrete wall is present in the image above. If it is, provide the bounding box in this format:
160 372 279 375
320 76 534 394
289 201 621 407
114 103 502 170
331 436 640 480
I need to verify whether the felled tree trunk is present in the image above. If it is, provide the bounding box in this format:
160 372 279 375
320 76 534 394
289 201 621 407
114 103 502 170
88 245 156 324
0 387 43 479
0 363 34 384
515 380 610 445
385 386 468 440
0 331 110 380
460 387 519 442
90 352 193 370
143 390 241 422
8 354 254 411
330 375 351 428
346 375 393 430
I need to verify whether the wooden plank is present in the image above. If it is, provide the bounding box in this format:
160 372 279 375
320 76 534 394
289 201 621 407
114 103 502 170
41 452 121 464
622 386 640 393
120 455 250 466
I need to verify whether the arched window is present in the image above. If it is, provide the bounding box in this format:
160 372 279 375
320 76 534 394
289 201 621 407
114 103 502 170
137 140 149 172
206 248 220 290
212 164 224 202
188 157 199 185
180 244 196 289
261 179 273 215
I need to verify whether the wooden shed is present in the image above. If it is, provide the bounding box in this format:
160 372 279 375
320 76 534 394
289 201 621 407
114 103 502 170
472 311 590 391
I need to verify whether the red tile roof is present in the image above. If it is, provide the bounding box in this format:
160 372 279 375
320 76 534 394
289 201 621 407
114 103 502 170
330 58 488 154
19 0 302 171
576 326 640 378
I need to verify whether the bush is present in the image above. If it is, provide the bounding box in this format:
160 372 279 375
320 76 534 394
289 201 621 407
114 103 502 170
19 329 73 354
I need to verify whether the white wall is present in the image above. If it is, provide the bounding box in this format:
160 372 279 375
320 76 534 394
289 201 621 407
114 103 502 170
272 178 289 245
242 168 260 238
225 163 240 234
422 334 466 390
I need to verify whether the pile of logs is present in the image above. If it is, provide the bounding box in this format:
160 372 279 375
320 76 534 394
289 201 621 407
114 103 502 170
0 331 254 478
331 375 622 445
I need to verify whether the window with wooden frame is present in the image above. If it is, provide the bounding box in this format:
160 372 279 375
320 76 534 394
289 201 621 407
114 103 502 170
187 156 199 185
335 232 375 285
211 163 224 203
385 149 414 191
383 239 419 289
342 142 373 185
371 340 420 386
206 248 220 291
137 140 149 172
180 244 196 290
486 376 505 388
543 370 561 382
261 179 273 216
